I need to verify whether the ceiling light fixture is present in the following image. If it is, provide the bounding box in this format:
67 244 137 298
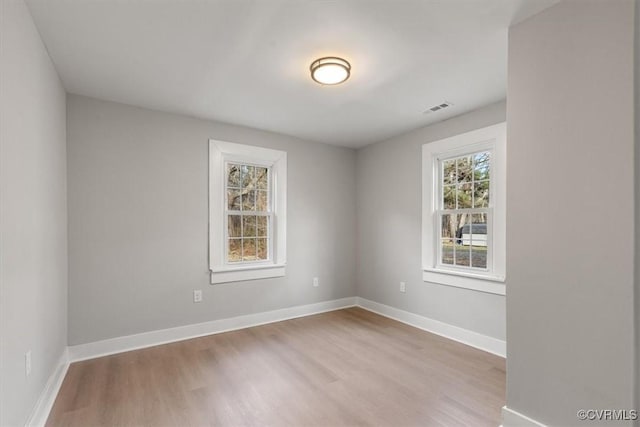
310 57 351 85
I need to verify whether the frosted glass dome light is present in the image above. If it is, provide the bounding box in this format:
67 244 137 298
310 57 351 85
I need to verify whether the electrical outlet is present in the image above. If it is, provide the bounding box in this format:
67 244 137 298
193 290 203 303
313 277 319 287
25 351 31 377
400 282 406 293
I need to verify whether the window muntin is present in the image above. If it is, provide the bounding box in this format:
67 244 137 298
225 162 272 264
437 151 492 272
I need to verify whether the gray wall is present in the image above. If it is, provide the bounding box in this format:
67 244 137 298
356 101 506 340
0 0 68 425
507 1 635 425
67 95 357 345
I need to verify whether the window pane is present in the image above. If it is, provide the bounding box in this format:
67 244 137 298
442 160 456 185
227 164 241 188
256 216 268 237
242 190 256 211
471 214 487 243
242 238 256 261
256 167 268 189
227 189 241 210
473 151 491 180
454 243 470 267
241 165 255 189
454 214 471 266
471 213 488 268
471 246 487 268
443 185 456 209
228 239 241 262
243 215 256 237
442 213 469 244
473 180 489 208
228 215 242 238
457 214 470 245
256 190 268 211
256 238 268 260
457 183 472 209
441 239 454 264
456 156 473 182
441 214 457 239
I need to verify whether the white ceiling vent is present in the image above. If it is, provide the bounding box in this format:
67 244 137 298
423 101 454 114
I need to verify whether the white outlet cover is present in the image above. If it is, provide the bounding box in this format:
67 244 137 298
193 290 203 302
313 277 319 287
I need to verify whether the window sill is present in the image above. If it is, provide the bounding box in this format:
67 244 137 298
210 264 286 284
422 268 505 295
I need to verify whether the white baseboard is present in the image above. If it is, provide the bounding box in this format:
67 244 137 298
68 297 357 362
502 406 547 427
25 348 69 427
356 297 506 357
68 296 506 362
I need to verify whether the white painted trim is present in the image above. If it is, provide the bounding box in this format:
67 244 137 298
210 263 286 273
502 406 548 427
210 265 285 284
68 297 357 362
422 270 506 295
67 297 506 362
25 348 69 427
356 297 506 357
209 139 287 284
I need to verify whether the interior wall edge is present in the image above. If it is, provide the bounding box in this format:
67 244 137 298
634 0 640 420
24 349 69 427
501 406 548 427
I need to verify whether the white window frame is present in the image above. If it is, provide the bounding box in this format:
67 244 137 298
422 122 506 295
209 140 287 284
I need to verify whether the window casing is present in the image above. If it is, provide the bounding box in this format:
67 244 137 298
209 140 286 284
422 123 506 295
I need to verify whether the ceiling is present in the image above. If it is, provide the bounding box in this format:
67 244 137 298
25 0 558 148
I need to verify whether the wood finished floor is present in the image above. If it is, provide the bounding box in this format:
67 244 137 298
47 308 505 427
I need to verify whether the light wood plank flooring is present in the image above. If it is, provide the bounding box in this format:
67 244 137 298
47 307 505 427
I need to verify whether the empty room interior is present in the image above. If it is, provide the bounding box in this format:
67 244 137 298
1 0 639 426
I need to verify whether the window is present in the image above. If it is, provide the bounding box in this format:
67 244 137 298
438 151 491 270
422 123 505 295
225 163 271 263
209 140 286 284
